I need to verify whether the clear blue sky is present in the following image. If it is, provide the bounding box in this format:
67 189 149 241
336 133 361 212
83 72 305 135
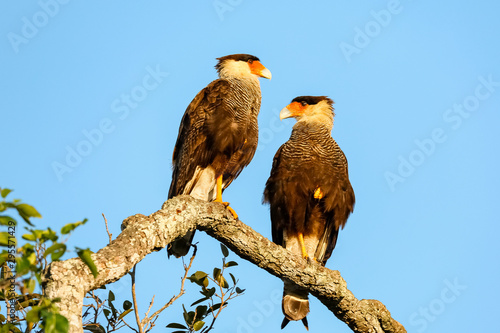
2 1 499 332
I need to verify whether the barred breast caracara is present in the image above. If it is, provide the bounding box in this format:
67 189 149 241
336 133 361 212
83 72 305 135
263 96 355 329
167 54 271 258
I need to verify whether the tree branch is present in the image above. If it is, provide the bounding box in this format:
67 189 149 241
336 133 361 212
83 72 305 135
42 195 405 333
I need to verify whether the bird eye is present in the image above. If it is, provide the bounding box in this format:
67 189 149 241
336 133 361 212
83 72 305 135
248 59 254 64
301 101 308 106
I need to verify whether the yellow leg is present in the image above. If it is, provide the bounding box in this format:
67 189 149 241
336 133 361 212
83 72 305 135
214 175 238 219
215 175 223 202
298 232 308 259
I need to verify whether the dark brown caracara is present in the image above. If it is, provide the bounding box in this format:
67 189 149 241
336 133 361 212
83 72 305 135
167 54 271 258
263 96 355 330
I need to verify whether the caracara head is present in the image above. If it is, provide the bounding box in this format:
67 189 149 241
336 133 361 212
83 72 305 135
215 54 272 81
280 96 335 129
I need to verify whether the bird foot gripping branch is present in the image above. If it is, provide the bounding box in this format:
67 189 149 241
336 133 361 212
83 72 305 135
214 174 239 219
216 200 239 220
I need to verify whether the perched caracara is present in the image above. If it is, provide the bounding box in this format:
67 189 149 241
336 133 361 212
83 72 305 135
167 54 271 258
263 96 355 329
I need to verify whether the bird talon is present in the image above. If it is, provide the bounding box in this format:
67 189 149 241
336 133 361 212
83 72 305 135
221 202 238 219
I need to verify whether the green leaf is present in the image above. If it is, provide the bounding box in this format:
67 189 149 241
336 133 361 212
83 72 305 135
27 251 36 265
42 312 69 333
0 252 8 266
54 314 69 333
193 320 205 331
191 297 209 307
194 271 208 280
123 300 132 310
219 276 229 289
183 310 195 326
229 273 236 285
26 306 42 323
224 260 238 268
16 256 31 275
220 243 229 257
213 267 221 280
60 219 88 235
44 243 67 261
83 323 106 333
205 287 216 298
103 309 110 318
0 324 21 333
0 232 13 246
16 203 42 223
77 248 98 277
166 323 187 329
195 305 208 318
236 287 245 294
117 308 133 321
41 229 58 242
22 233 36 241
0 216 16 226
26 278 36 293
108 290 115 302
207 303 222 314
1 188 12 198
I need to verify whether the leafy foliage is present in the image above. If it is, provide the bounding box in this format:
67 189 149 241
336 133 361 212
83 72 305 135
82 290 134 333
1 187 246 333
0 187 91 332
167 243 244 333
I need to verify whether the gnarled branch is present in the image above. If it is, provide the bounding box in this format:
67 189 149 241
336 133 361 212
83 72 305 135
42 195 406 333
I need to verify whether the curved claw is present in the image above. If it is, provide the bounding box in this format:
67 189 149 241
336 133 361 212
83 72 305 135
222 202 238 220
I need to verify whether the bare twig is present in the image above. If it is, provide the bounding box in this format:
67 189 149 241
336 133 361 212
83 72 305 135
144 295 155 320
102 213 112 244
120 317 139 333
129 265 143 333
144 245 197 331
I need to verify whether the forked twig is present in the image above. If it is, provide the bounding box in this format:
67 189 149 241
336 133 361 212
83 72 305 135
102 213 112 244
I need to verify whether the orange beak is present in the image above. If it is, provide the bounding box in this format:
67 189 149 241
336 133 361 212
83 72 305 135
249 61 272 79
280 102 306 120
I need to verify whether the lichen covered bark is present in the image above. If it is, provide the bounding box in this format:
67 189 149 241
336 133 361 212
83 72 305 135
43 196 405 333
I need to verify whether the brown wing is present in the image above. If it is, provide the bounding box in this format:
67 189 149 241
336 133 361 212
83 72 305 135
313 141 355 263
220 104 259 190
263 144 287 247
168 79 231 198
